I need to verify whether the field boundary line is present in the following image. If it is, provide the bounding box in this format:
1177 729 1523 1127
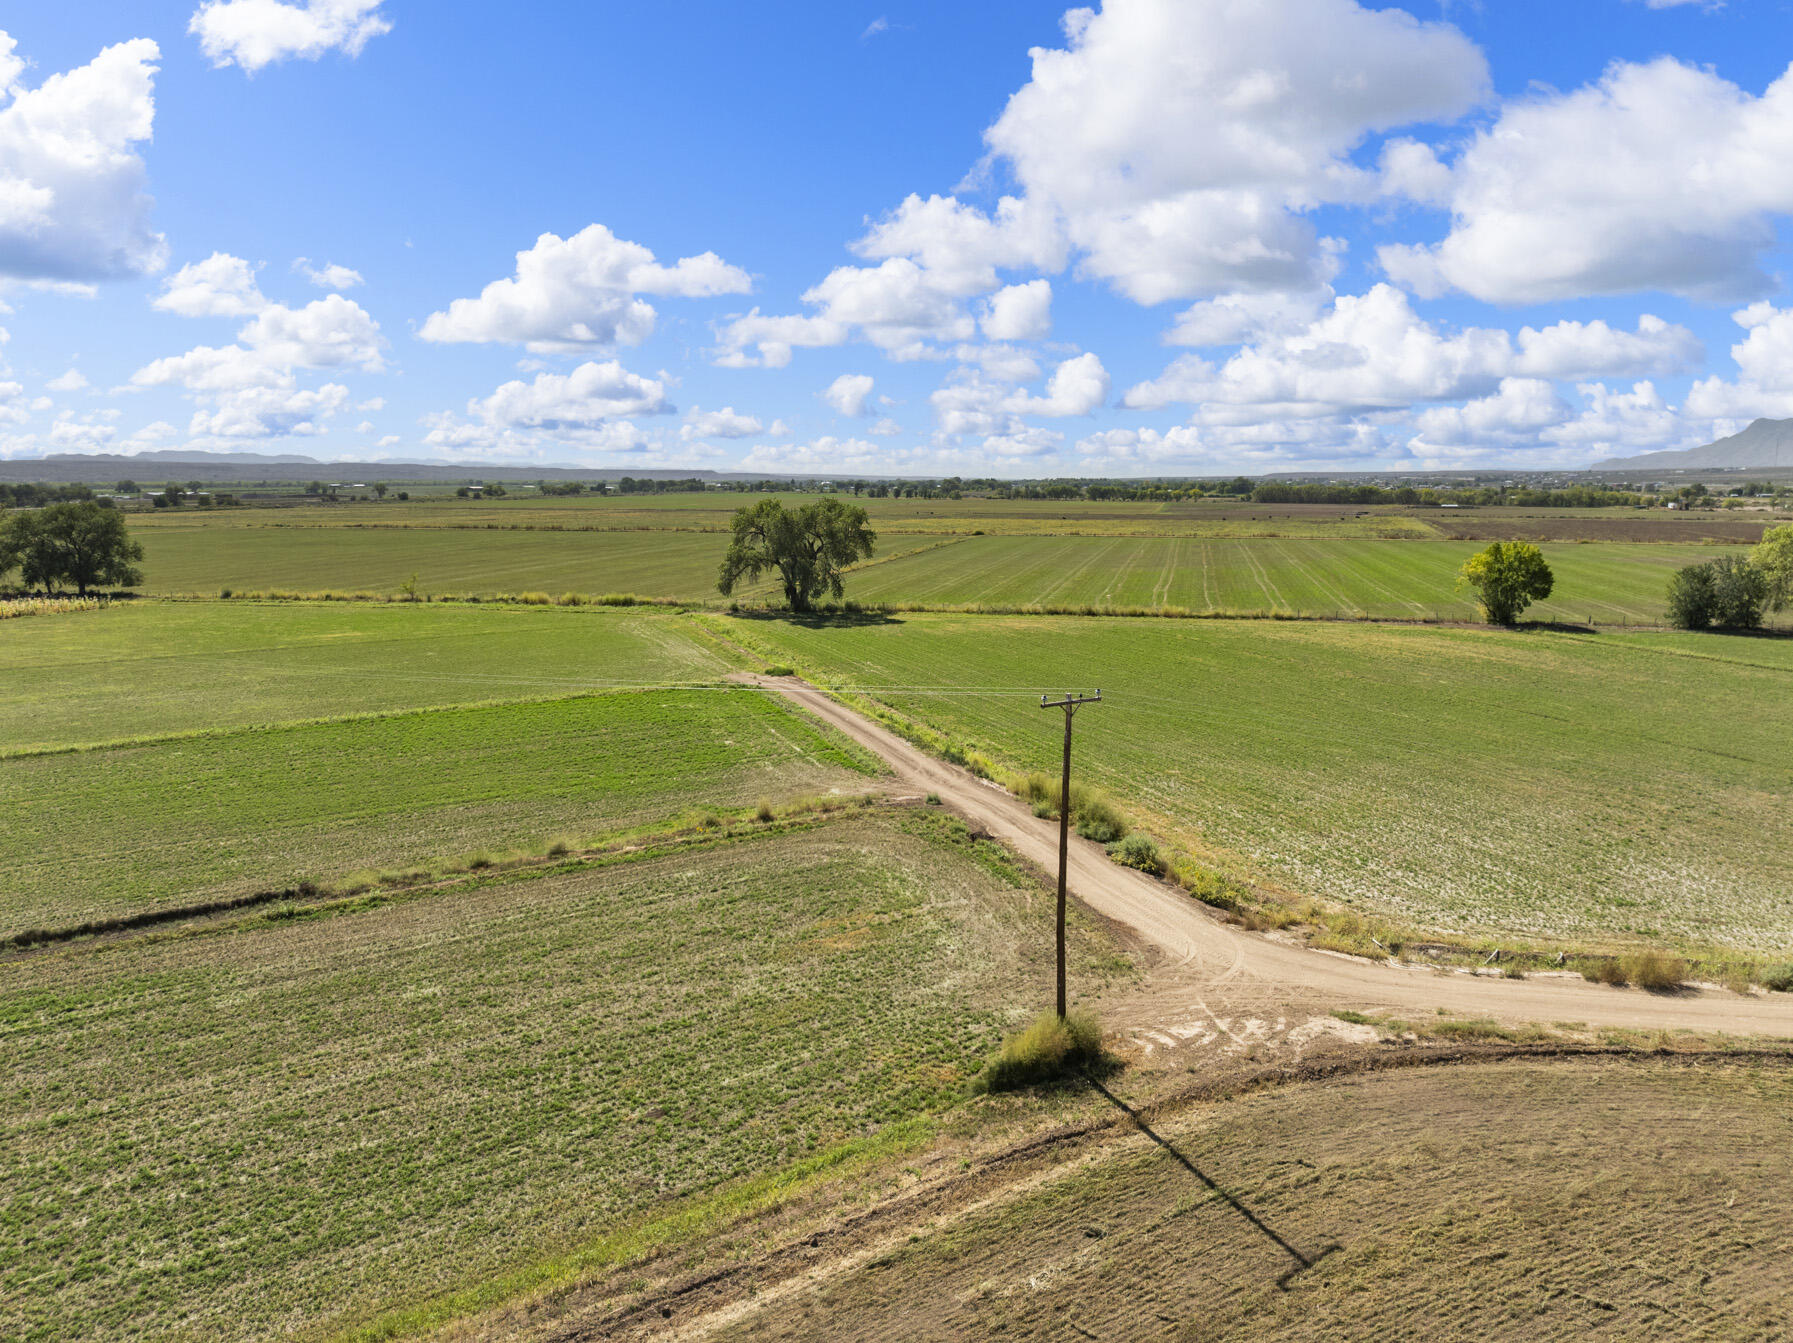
1 802 893 954
0 682 748 761
121 590 1793 631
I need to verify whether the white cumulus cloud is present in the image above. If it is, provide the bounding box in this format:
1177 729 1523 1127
294 257 363 290
131 293 383 438
475 361 671 429
422 224 751 353
682 406 764 440
1125 285 1700 421
1684 303 1793 419
1002 352 1110 418
980 280 1053 341
423 361 673 458
190 0 392 73
153 253 267 317
0 33 166 283
982 0 1488 303
932 352 1111 437
1381 58 1793 303
821 373 875 417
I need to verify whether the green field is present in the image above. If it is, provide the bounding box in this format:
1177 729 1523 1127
716 612 1793 954
844 535 1739 623
0 602 739 752
3 688 875 938
123 513 1762 624
0 811 1123 1342
132 523 955 601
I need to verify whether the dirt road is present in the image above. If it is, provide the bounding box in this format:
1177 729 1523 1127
746 675 1793 1040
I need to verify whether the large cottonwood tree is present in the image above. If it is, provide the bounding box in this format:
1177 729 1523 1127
718 497 876 613
0 501 145 595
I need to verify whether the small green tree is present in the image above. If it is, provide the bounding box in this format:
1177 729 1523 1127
0 501 145 595
1666 561 1718 630
717 497 876 612
1711 555 1769 628
1458 541 1554 626
1672 555 1769 630
1752 523 1793 612
373 483 388 499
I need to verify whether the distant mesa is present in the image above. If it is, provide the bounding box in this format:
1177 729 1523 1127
43 449 324 466
1594 418 1793 471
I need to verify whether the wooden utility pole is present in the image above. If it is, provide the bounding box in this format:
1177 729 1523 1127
1039 691 1101 1019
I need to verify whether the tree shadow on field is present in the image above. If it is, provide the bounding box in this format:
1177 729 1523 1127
732 607 905 629
1515 620 1600 635
1085 1074 1340 1291
1703 625 1793 641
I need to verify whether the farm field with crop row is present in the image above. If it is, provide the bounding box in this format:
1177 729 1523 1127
126 518 1768 624
2 689 875 938
0 602 738 752
125 495 1450 539
718 612 1793 953
843 535 1749 623
131 525 940 601
126 492 1791 541
0 811 1127 1342
714 1057 1793 1342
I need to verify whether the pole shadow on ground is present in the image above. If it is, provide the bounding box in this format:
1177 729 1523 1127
1084 1074 1341 1290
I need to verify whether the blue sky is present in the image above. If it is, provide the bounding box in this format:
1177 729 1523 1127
2 0 1793 475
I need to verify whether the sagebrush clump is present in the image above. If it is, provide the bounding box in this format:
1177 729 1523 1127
1623 951 1687 991
976 1009 1109 1092
1106 834 1163 875
1014 773 1128 842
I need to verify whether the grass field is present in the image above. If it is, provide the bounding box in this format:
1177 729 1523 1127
843 535 1742 623
0 602 740 752
713 1057 1793 1342
122 515 1767 624
2 688 879 938
0 811 1127 1342
716 612 1793 954
130 524 935 601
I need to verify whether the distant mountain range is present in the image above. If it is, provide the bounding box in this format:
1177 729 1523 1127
1595 418 1793 471
0 450 765 486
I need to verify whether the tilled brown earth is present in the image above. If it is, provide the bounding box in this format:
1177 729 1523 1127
1428 512 1784 544
697 1056 1793 1342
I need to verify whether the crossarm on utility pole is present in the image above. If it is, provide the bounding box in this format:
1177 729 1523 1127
1039 690 1101 1020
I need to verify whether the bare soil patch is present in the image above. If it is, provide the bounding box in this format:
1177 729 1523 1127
1427 510 1783 544
702 1056 1793 1342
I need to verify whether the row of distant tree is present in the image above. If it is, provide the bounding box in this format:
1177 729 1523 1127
0 483 98 508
